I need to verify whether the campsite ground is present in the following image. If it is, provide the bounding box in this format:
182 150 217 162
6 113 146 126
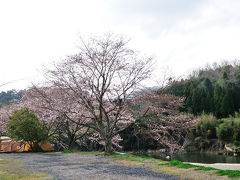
0 153 181 180
0 152 236 180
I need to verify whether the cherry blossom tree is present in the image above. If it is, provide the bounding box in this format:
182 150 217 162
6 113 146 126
22 87 90 150
0 103 18 135
130 89 198 152
43 34 153 152
0 87 89 150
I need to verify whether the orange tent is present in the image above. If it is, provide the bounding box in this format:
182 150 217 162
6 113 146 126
0 136 54 152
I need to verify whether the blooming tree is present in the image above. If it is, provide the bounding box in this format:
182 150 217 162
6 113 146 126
0 87 89 150
22 87 90 149
130 90 198 152
43 34 153 152
0 103 18 134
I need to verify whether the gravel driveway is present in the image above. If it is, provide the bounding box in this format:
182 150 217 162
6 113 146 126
0 153 181 180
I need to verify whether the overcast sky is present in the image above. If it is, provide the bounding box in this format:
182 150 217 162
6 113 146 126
1 0 240 90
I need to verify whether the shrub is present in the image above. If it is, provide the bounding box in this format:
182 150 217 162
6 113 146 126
192 114 218 139
7 108 48 151
216 117 240 145
190 114 219 150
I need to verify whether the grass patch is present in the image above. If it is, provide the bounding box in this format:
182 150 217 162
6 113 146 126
162 160 217 170
61 150 104 156
62 149 78 153
216 170 240 178
109 153 160 162
162 160 240 178
0 158 50 180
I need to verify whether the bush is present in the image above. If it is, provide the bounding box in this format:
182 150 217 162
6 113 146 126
216 117 240 145
7 108 48 151
192 114 218 139
190 114 219 150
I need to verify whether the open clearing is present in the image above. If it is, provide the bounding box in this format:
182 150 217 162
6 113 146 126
0 153 181 180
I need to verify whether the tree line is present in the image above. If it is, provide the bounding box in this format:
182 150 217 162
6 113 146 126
0 90 21 107
166 63 240 118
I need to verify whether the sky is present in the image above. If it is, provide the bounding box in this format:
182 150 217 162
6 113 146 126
1 0 240 91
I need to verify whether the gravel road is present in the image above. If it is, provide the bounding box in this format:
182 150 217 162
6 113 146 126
0 153 182 180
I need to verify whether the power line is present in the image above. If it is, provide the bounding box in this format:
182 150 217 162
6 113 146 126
0 79 25 88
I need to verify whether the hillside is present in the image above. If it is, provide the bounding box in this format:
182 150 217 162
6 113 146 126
165 62 240 118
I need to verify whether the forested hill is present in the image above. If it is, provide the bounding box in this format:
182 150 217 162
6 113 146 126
165 62 240 118
0 90 21 107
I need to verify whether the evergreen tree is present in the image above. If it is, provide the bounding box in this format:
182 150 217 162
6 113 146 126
222 71 229 80
203 78 214 113
213 84 223 118
220 88 235 117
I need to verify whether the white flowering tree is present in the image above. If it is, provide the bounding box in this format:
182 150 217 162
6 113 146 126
43 34 153 152
131 90 199 152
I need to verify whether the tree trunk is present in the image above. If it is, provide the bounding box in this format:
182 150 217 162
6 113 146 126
68 136 76 150
105 139 113 153
30 142 43 152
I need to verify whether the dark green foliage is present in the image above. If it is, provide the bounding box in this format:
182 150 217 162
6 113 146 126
120 114 160 151
163 80 189 97
192 114 218 139
166 69 240 118
213 84 223 117
216 120 234 142
220 89 235 117
178 78 216 115
7 108 48 151
216 117 240 145
190 114 219 150
190 113 240 149
213 79 236 118
223 71 229 79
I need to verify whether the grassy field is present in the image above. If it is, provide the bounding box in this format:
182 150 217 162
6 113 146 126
0 157 50 180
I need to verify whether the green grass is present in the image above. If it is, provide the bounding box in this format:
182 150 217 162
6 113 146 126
0 158 50 180
62 149 78 153
62 150 104 156
216 170 240 178
162 160 240 178
109 153 160 162
162 160 217 170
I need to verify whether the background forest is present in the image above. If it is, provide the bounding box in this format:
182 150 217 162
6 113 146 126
164 62 240 153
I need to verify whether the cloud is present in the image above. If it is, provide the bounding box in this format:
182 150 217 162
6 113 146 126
104 0 207 37
0 0 240 90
